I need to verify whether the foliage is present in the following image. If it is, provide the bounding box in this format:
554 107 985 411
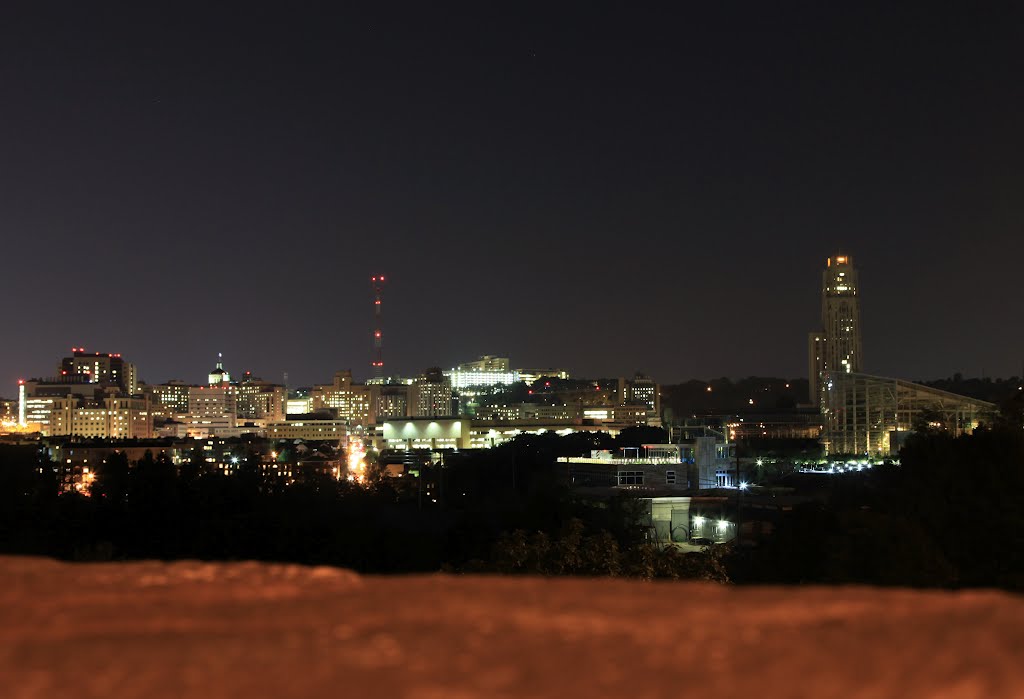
487 517 729 582
5 424 1024 590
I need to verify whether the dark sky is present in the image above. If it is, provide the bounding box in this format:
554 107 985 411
3 2 1023 391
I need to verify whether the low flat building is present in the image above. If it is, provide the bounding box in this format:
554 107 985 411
378 417 631 451
266 419 348 442
560 439 737 492
381 417 470 450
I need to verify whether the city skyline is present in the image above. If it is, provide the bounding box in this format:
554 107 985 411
3 4 1023 389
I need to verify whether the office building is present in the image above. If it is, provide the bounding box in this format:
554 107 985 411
235 373 286 422
627 373 660 413
372 382 412 421
59 348 138 394
29 394 153 439
187 385 237 434
410 368 454 417
311 370 373 425
145 380 192 417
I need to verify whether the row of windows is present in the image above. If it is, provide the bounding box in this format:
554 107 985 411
616 470 678 486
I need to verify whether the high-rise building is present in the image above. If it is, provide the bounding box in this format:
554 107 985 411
371 382 412 421
235 372 286 422
312 370 373 425
59 348 138 394
809 255 862 405
410 368 454 417
21 349 148 435
145 380 192 416
625 373 659 413
188 385 238 430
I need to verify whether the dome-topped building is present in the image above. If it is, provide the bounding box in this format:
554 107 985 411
208 353 231 386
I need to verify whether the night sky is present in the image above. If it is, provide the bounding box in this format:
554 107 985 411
3 3 1023 391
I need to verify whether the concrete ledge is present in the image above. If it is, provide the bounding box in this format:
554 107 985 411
2 556 1023 698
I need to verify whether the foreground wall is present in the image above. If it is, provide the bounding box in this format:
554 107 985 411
3 556 1023 698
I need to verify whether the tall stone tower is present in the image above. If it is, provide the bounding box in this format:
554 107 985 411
808 254 862 405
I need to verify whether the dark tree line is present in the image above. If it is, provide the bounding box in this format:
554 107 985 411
0 434 723 581
732 424 1024 590
4 420 1022 589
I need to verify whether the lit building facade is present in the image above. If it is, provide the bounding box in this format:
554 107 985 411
59 348 138 394
580 404 659 430
372 382 412 421
286 397 314 415
628 374 660 413
266 420 348 442
208 354 231 386
822 372 995 456
475 403 578 421
458 355 509 372
517 368 570 385
24 397 59 431
188 385 237 430
28 395 153 439
0 397 16 425
146 381 192 417
560 439 736 492
809 255 863 405
410 369 454 417
311 370 373 425
379 417 649 452
446 356 519 391
235 375 286 422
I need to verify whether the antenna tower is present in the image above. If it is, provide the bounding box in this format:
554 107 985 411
371 275 386 379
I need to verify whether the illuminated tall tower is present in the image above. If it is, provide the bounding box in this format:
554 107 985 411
371 275 386 379
18 380 26 427
808 254 862 405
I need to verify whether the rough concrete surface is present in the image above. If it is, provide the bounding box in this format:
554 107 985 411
2 556 1023 698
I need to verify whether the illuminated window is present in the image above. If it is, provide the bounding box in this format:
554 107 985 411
616 471 644 486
